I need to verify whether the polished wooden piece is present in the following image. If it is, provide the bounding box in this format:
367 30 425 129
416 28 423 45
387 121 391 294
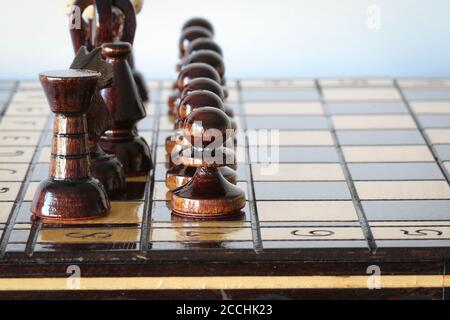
166 91 236 190
186 38 223 57
100 42 152 177
177 50 225 85
182 17 215 35
69 0 149 102
178 26 213 58
70 47 126 198
31 70 111 221
167 62 221 115
171 107 245 218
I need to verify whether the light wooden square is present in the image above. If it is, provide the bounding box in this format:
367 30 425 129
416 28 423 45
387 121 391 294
0 116 47 131
355 181 450 200
247 130 334 146
323 88 402 101
244 102 324 115
11 91 46 103
159 116 174 130
0 147 35 163
260 226 364 240
320 78 393 87
444 162 450 174
332 115 416 129
252 163 345 181
410 101 450 114
38 228 141 243
398 79 450 88
5 102 50 116
425 129 450 144
0 132 40 146
342 146 434 162
0 182 22 201
0 163 29 181
150 227 252 242
240 79 315 88
257 200 357 221
372 226 450 240
17 81 41 91
0 202 14 223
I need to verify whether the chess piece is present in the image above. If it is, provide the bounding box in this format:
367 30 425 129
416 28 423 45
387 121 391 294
70 46 126 198
31 70 110 220
177 50 225 85
69 0 149 102
178 26 213 58
166 90 224 154
182 17 214 35
176 63 220 91
186 38 223 57
100 42 153 177
172 77 225 118
166 91 236 190
167 62 221 116
171 107 245 218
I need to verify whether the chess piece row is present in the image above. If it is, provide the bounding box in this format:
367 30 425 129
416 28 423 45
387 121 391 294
166 18 246 218
31 0 152 221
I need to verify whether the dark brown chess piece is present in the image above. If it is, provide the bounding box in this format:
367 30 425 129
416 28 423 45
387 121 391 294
171 107 245 218
100 42 152 177
70 0 149 102
167 62 221 116
182 17 215 35
31 69 110 220
172 77 225 118
177 50 225 85
178 26 213 58
70 46 126 198
186 38 223 57
166 91 236 190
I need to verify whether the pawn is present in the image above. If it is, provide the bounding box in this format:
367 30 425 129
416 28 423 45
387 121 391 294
32 70 110 220
186 38 223 57
177 50 225 85
178 77 234 119
166 90 224 154
171 107 245 218
178 26 213 58
100 42 153 177
166 91 236 190
168 62 220 116
182 17 215 35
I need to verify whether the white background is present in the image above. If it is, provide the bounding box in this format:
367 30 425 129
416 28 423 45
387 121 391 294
1 0 450 80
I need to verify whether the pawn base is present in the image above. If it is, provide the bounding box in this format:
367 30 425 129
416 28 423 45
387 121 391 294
171 167 245 218
166 164 236 190
31 177 110 221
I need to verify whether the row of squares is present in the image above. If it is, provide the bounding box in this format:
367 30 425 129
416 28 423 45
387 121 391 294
4 200 450 226
1 113 450 132
0 180 447 203
6 225 450 245
8 82 450 105
12 78 450 91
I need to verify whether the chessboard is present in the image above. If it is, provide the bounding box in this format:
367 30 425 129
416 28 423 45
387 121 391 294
0 78 450 299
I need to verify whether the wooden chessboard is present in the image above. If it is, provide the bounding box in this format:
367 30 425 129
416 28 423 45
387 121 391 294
0 78 450 299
